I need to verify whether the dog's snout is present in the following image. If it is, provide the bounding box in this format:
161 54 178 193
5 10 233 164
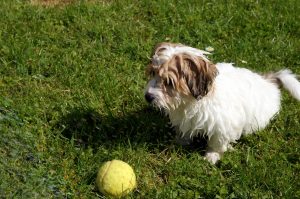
145 93 155 103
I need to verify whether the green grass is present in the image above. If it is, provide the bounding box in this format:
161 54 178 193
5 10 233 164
0 0 299 198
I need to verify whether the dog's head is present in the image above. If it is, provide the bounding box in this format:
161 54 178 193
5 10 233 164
144 42 218 110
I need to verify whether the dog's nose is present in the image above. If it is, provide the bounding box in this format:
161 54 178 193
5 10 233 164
145 93 155 103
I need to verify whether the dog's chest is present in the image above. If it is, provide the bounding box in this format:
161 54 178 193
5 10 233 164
168 102 215 135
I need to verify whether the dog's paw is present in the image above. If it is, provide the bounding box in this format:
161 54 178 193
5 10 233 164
204 152 221 164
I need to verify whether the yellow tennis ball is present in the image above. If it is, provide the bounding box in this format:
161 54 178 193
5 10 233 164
96 160 137 197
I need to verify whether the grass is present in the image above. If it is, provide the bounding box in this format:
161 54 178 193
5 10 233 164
0 0 299 198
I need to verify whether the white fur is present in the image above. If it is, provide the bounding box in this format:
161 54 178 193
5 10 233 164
275 70 300 100
152 45 210 66
145 45 300 164
168 63 282 163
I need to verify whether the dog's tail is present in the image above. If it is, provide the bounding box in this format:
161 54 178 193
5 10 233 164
265 69 300 101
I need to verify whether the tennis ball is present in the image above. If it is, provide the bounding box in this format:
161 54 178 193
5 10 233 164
96 160 137 197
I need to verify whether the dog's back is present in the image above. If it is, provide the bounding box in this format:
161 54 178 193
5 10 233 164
214 63 281 136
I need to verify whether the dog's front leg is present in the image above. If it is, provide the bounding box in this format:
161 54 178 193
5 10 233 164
205 134 230 164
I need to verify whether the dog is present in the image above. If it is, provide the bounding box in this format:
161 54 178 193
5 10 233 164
144 42 300 164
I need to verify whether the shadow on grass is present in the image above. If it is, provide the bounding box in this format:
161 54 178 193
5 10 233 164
57 106 207 153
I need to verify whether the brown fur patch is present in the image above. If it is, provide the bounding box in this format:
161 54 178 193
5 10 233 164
163 54 217 99
264 72 282 87
147 43 218 100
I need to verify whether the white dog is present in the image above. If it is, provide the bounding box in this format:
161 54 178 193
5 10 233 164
144 42 300 164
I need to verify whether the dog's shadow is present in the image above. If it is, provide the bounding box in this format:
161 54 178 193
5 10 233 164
57 106 207 153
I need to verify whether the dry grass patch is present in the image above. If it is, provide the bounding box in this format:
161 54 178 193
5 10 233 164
30 0 76 7
30 0 111 7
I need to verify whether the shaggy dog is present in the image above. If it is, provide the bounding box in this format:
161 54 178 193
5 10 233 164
144 42 300 164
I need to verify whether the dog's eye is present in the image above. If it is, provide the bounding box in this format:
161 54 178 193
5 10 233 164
150 70 155 77
165 79 174 88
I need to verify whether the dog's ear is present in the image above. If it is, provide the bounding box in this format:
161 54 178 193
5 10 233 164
157 54 217 99
179 54 218 100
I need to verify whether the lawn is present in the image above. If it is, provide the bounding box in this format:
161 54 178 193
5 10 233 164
0 0 299 198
